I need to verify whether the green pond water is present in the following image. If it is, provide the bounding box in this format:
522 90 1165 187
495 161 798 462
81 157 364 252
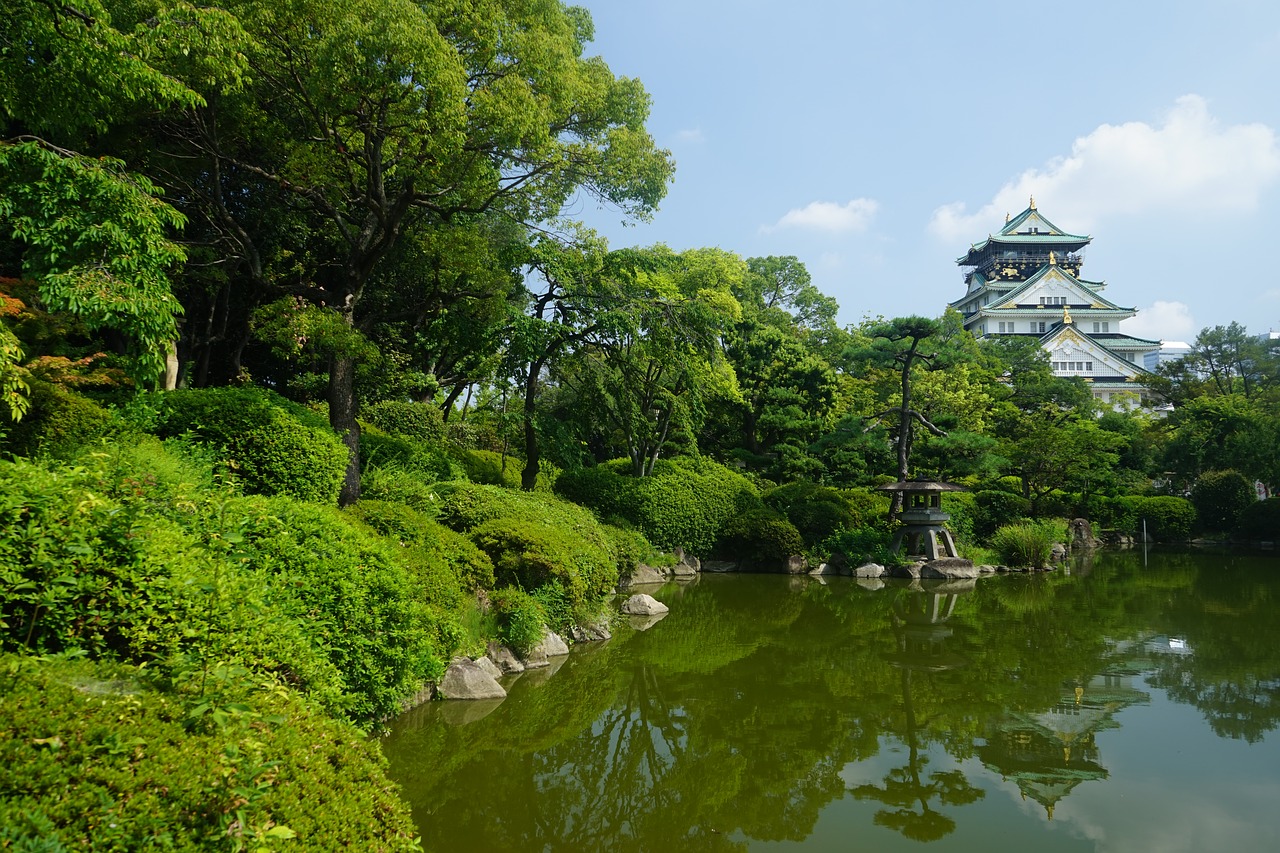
381 549 1280 852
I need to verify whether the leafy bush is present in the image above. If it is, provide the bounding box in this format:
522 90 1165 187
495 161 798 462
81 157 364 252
215 495 443 724
470 516 615 607
359 424 460 482
1236 497 1280 541
0 655 420 852
763 482 856 546
147 387 349 504
555 457 761 556
0 457 348 719
1 380 116 457
1191 470 1255 533
359 464 444 514
1133 495 1196 541
990 520 1066 568
489 588 547 655
600 523 669 575
715 507 805 564
821 526 900 567
362 399 446 445
974 490 1031 538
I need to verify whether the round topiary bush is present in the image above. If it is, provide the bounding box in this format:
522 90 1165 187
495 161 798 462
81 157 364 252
715 508 805 565
470 516 615 607
362 399 446 445
1236 497 1280 541
149 387 349 504
1133 495 1196 542
1 380 116 457
1191 470 1255 534
763 482 856 546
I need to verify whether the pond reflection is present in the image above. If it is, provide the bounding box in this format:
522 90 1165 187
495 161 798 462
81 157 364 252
381 551 1280 851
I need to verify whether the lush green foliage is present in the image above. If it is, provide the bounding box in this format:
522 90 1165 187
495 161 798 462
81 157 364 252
990 520 1067 568
763 482 856 546
1191 470 1255 534
554 457 760 555
1 379 116 456
973 490 1032 538
360 424 461 482
1236 498 1280 540
820 526 900 567
1132 496 1197 542
147 387 349 503
363 400 447 446
0 654 419 851
715 508 805 564
489 588 548 655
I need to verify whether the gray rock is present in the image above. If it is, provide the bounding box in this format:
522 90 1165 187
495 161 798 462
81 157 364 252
700 560 739 573
569 618 612 642
621 593 669 616
1050 543 1068 561
531 629 571 658
920 558 979 579
673 549 701 575
977 564 998 574
887 561 924 579
473 656 504 680
486 642 526 674
785 555 808 574
854 562 885 578
809 562 840 576
439 660 507 700
620 564 668 587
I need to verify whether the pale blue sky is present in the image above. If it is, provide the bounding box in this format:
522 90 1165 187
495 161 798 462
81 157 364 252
573 0 1280 343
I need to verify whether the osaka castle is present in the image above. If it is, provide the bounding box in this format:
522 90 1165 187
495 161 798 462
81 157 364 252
949 199 1160 406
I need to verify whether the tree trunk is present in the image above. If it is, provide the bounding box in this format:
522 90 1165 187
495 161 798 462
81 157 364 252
329 354 362 506
521 356 546 491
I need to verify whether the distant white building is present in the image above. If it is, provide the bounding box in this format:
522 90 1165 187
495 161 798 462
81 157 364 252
1144 341 1191 372
949 200 1160 406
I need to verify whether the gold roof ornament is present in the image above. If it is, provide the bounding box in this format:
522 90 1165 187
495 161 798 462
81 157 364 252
1063 305 1072 325
1029 195 1036 210
1049 250 1057 265
1006 212 1011 223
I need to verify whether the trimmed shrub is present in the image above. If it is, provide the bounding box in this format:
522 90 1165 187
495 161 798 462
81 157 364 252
555 457 761 556
601 523 670 575
216 495 443 724
363 399 446 445
974 490 1031 538
148 387 348 504
1 380 116 457
1133 496 1196 542
763 482 856 546
1236 498 1280 541
716 508 805 564
1191 470 1255 534
0 655 420 852
990 519 1066 568
470 516 615 606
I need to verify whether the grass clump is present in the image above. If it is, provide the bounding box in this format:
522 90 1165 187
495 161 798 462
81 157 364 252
990 519 1068 568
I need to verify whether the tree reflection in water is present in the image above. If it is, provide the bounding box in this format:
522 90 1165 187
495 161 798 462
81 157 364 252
381 554 1280 850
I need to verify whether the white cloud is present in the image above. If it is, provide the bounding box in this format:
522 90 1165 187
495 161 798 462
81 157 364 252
674 128 704 144
929 95 1280 242
1121 300 1196 342
761 198 879 234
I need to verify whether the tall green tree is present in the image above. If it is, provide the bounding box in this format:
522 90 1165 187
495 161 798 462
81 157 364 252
145 0 673 503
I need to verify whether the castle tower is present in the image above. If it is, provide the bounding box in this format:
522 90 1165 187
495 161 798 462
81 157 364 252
948 200 1160 406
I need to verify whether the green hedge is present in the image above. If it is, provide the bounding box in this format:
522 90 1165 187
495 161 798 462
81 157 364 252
762 482 856 547
715 507 805 564
1134 496 1197 541
1191 470 1255 534
362 399 446 445
974 490 1031 538
359 424 461 482
554 457 761 556
1 380 117 457
147 387 349 504
1236 497 1280 541
0 655 420 851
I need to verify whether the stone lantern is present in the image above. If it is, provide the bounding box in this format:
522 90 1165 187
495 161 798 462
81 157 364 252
878 479 967 560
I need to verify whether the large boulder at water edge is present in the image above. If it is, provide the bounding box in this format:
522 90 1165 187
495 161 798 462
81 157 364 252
920 558 979 579
440 659 507 700
619 564 668 587
621 593 669 616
